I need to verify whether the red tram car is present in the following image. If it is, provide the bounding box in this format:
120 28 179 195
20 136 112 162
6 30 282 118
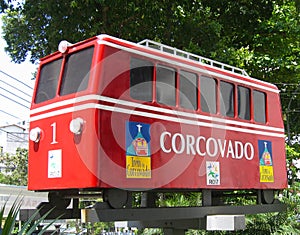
28 35 287 208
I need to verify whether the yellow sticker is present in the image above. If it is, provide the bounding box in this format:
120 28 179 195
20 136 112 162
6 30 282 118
126 156 151 178
260 166 274 182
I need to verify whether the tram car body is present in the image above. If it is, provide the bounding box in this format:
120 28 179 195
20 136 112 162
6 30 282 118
28 35 287 204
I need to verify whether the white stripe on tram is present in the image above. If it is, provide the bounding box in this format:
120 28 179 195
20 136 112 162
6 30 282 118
30 94 285 134
30 98 285 138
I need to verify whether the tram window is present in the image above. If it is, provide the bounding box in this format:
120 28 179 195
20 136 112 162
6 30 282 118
130 58 153 101
35 58 62 104
220 81 234 117
156 65 176 106
200 76 216 114
179 71 198 110
253 90 266 123
238 86 250 120
60 46 94 96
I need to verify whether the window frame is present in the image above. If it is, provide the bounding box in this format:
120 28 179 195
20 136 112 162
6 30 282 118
253 90 267 124
179 70 198 110
129 57 154 102
34 57 63 104
200 76 217 114
237 85 251 121
156 64 177 107
59 46 94 96
127 56 269 125
219 81 235 118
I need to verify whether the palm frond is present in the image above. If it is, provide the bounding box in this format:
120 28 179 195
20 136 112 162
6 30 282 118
1 197 22 235
19 207 61 235
0 197 60 235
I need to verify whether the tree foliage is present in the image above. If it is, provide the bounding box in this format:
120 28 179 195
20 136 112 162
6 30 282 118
0 1 300 233
1 0 299 136
0 148 28 186
286 143 300 184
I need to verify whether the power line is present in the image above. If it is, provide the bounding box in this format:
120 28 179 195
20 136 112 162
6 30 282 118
0 70 33 122
0 110 20 120
0 79 32 99
0 93 29 109
7 133 28 143
0 128 28 143
0 86 31 105
0 69 33 90
0 70 32 109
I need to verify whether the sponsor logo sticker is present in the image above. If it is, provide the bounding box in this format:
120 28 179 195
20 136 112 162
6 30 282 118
258 140 274 182
206 161 220 185
126 121 151 178
48 149 62 178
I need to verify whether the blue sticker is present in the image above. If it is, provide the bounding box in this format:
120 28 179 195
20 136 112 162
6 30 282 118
258 140 273 166
126 121 151 157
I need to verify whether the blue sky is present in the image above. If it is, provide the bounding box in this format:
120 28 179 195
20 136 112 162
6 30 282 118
0 20 36 126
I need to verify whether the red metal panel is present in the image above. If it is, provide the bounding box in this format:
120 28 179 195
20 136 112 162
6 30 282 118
28 107 100 190
97 106 287 190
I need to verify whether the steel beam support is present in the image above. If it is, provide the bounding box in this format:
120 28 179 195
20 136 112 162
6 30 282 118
20 201 286 234
81 201 286 223
19 201 80 221
128 219 205 230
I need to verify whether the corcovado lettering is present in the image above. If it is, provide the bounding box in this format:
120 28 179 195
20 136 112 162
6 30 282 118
160 131 254 160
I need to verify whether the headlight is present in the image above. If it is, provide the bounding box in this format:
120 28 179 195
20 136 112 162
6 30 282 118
69 117 84 134
58 40 73 53
29 127 42 143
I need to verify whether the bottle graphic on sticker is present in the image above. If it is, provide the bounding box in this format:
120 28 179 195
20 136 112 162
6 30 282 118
261 142 272 166
132 124 148 156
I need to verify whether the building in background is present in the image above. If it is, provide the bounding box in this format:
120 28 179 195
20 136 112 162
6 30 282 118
0 122 29 154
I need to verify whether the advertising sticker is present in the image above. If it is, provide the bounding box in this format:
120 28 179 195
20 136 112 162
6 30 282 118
126 121 151 179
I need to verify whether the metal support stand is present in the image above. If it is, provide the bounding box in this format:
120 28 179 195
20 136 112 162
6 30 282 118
20 195 287 234
81 201 285 222
79 201 286 234
20 199 80 221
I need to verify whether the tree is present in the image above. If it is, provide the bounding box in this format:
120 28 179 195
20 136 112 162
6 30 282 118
286 143 300 186
1 0 299 136
244 0 300 120
0 0 221 63
0 0 289 63
0 148 28 186
0 0 298 65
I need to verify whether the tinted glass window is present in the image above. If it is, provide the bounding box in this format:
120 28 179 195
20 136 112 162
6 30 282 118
35 58 62 104
238 86 250 120
200 76 216 114
130 58 153 101
156 65 176 106
60 47 94 96
253 90 266 123
220 81 234 117
180 71 198 110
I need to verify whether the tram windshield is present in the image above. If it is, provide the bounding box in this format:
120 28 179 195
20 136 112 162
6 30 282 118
34 46 94 104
